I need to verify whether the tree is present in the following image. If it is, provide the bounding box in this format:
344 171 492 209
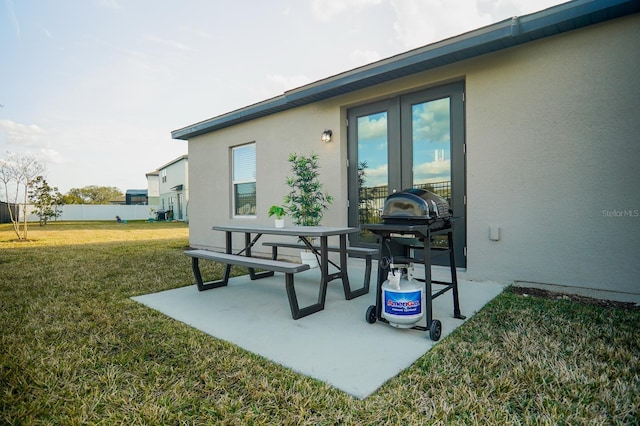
29 176 64 225
0 153 46 240
61 193 83 205
65 185 123 204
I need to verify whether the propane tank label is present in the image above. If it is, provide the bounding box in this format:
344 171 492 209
384 290 422 316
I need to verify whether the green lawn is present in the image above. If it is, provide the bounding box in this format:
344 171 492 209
1 221 638 424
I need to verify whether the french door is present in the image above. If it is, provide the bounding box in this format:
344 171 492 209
347 82 466 266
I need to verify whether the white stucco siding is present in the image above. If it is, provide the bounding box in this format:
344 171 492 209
157 157 189 220
465 14 640 293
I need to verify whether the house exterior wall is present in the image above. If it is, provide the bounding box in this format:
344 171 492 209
146 173 160 206
158 157 189 221
187 14 639 295
464 14 640 294
188 104 343 248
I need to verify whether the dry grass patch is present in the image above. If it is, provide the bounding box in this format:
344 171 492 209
1 221 638 424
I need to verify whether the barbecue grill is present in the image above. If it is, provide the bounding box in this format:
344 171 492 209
381 187 452 228
363 188 465 340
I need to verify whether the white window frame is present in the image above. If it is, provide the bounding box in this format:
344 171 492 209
232 143 257 218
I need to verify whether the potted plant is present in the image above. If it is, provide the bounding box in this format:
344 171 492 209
268 205 287 228
283 152 333 267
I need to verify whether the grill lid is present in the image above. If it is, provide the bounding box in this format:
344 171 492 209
381 188 452 225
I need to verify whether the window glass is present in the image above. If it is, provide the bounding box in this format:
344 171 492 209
232 143 256 216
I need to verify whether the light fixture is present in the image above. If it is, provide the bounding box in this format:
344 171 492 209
321 129 333 143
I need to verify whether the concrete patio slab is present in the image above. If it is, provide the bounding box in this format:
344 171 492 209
132 260 507 399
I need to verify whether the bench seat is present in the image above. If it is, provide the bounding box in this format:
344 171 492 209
185 250 310 274
184 249 319 319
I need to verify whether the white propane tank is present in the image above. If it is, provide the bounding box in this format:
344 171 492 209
381 265 425 328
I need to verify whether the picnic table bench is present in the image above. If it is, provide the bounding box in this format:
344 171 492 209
184 249 313 319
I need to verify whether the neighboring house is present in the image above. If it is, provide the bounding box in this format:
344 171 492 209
154 155 189 221
145 170 160 206
108 196 126 205
172 0 640 298
125 189 148 205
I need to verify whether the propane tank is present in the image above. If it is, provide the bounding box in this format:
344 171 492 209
381 264 425 328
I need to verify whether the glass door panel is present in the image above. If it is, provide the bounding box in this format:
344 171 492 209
355 111 388 244
347 99 399 245
347 82 465 266
411 97 451 249
400 82 466 266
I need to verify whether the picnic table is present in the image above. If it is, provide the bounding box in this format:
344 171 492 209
185 225 372 319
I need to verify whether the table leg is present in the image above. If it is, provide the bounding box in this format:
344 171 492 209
191 257 230 291
243 232 274 280
318 236 329 308
339 233 370 299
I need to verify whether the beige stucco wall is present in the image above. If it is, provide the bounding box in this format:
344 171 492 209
188 103 345 250
465 14 640 293
187 14 640 295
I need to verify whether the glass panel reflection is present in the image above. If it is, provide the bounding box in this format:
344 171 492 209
357 111 388 243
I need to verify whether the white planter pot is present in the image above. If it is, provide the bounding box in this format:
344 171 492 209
300 251 318 269
275 218 285 228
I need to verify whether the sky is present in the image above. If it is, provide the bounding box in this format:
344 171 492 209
1 0 568 194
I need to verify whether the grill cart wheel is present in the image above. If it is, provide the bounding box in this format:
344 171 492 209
366 305 377 324
429 319 442 341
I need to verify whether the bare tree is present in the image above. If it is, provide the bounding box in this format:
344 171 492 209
0 156 20 237
0 153 46 240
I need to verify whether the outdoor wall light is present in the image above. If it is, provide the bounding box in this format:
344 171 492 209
321 129 333 143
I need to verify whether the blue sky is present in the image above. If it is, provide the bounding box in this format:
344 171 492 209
1 0 566 193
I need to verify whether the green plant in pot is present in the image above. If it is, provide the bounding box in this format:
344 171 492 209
283 153 333 266
268 205 287 228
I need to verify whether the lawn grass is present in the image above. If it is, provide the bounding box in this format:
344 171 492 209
1 221 638 424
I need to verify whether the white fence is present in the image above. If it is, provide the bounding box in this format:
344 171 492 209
25 204 160 222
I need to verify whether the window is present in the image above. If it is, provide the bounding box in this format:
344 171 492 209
161 169 167 183
232 143 256 216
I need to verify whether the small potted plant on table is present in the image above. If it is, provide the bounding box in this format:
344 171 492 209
268 205 287 228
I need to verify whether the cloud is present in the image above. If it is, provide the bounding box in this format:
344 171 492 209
0 120 66 164
179 26 213 39
143 35 194 52
0 120 46 147
4 0 20 36
390 0 492 49
95 0 121 10
311 0 383 21
477 0 567 19
350 49 383 67
266 74 313 92
357 113 387 140
414 159 450 183
412 98 450 143
363 163 388 187
389 0 570 50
